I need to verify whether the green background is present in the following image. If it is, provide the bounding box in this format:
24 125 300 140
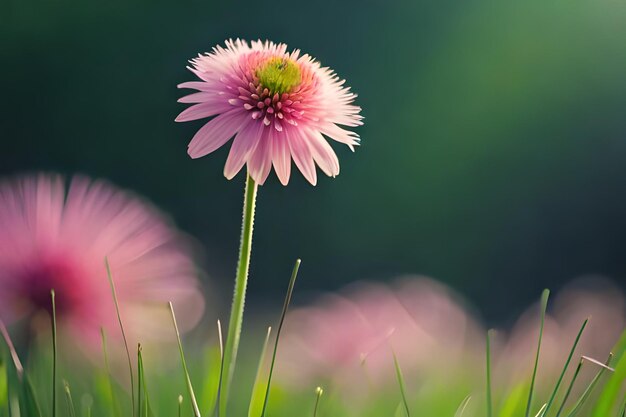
2 0 626 322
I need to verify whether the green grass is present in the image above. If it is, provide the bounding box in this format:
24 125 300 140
0 287 623 417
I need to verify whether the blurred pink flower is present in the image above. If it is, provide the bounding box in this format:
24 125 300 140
0 174 205 347
277 277 482 389
176 39 363 186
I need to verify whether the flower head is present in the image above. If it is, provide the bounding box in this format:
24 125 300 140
176 39 363 185
0 174 204 346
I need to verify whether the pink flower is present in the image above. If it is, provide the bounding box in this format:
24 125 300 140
176 39 363 185
277 277 482 389
0 174 205 346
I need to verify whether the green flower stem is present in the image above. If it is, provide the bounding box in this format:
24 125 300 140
220 172 258 416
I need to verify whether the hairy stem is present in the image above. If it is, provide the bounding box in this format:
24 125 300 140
220 173 258 416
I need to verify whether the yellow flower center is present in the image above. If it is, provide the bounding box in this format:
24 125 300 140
256 57 301 94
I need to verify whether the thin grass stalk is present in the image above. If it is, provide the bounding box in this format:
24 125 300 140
544 319 589 416
260 259 301 417
101 328 121 417
51 290 57 417
525 289 550 417
216 320 225 417
313 387 323 417
105 257 135 417
554 360 584 417
169 302 201 417
566 354 614 417
393 351 411 417
63 380 76 417
486 329 494 417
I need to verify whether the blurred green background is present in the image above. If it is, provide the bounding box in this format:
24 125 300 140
2 0 626 322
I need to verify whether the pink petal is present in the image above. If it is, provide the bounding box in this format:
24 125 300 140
178 92 217 104
247 127 273 185
187 110 246 159
307 131 340 177
287 129 317 186
271 130 292 185
177 81 219 92
175 101 233 122
224 120 264 180
319 123 360 151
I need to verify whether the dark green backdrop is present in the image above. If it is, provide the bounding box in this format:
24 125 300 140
2 0 626 322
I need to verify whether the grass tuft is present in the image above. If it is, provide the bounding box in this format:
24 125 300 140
543 318 589 416
566 353 614 417
0 320 43 417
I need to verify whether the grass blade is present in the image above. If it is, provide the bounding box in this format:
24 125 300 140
534 404 547 417
100 328 121 417
0 320 42 417
178 395 183 417
63 380 77 417
525 289 550 417
0 355 7 412
455 395 472 417
248 326 272 417
215 320 225 417
137 343 153 417
543 318 588 416
566 353 613 417
260 259 301 417
313 387 323 417
105 257 135 417
169 301 201 417
593 330 626 417
51 290 58 417
554 359 584 417
0 321 23 380
137 344 143 417
393 351 411 417
486 329 494 417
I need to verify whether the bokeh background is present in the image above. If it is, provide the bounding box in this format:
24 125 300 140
2 0 626 323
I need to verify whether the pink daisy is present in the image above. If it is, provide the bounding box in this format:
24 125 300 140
0 174 205 346
176 39 363 185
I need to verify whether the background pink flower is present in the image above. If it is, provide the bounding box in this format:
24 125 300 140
177 39 363 185
0 174 205 347
277 277 483 390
